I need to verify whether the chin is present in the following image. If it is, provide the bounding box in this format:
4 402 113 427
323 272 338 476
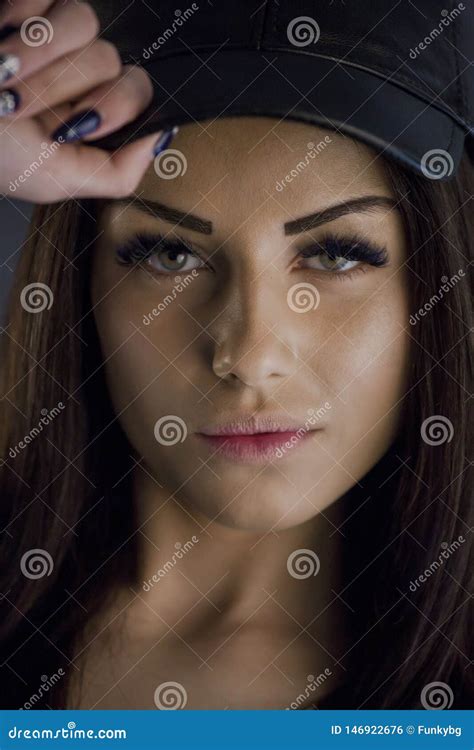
176 484 331 533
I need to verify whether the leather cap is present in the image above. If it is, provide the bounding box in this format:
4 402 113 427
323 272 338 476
89 0 474 181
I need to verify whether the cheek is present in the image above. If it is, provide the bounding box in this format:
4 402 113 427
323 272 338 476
312 283 410 469
91 269 204 488
92 306 181 445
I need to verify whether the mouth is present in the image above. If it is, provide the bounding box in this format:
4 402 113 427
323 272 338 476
197 430 315 463
196 415 319 463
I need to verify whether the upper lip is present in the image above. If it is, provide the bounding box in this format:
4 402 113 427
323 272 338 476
197 414 317 436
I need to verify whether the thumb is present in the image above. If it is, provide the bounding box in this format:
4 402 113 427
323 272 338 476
70 127 179 199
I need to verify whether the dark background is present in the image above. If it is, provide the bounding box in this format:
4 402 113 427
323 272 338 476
0 198 33 322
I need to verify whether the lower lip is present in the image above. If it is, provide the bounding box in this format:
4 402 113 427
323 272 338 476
196 430 314 463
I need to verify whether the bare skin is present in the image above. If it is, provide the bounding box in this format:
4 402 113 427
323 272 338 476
70 117 410 709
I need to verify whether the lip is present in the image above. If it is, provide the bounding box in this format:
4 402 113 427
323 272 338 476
198 415 314 436
196 414 319 463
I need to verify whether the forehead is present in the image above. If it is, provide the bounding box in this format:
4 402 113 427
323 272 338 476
139 116 392 220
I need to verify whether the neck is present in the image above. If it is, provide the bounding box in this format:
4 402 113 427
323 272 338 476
126 465 350 639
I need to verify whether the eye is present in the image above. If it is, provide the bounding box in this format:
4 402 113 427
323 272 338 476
115 233 207 275
148 242 204 274
304 254 360 272
298 234 388 277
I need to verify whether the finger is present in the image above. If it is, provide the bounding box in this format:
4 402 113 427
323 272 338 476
0 2 99 87
42 131 170 200
2 40 122 119
0 1 55 27
38 64 153 143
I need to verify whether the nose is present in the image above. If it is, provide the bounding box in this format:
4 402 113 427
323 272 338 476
208 272 300 387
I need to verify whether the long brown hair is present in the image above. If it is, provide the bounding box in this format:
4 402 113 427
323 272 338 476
0 152 472 709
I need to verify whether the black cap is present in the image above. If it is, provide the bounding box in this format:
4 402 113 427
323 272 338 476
90 0 474 181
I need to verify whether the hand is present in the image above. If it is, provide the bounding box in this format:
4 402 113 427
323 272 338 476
0 0 169 203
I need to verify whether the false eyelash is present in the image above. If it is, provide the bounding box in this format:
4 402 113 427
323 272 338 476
115 232 200 266
115 231 389 274
298 232 388 267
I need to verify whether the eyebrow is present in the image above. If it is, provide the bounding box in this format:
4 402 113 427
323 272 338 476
283 195 398 235
116 194 397 236
117 198 213 234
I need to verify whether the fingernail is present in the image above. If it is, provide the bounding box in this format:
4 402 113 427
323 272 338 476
0 88 20 116
0 52 20 83
153 125 179 156
51 109 102 143
0 25 18 42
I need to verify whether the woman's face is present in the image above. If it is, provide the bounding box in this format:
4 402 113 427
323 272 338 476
91 117 410 531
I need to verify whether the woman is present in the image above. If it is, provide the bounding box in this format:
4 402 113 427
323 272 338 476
0 0 472 710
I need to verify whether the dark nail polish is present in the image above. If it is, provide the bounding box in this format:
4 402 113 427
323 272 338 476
51 109 102 143
0 25 18 42
0 88 20 116
0 52 20 83
153 126 179 156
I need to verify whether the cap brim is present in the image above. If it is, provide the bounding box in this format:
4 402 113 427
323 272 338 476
91 48 467 180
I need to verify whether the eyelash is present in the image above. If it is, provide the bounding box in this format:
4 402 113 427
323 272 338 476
115 232 388 281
